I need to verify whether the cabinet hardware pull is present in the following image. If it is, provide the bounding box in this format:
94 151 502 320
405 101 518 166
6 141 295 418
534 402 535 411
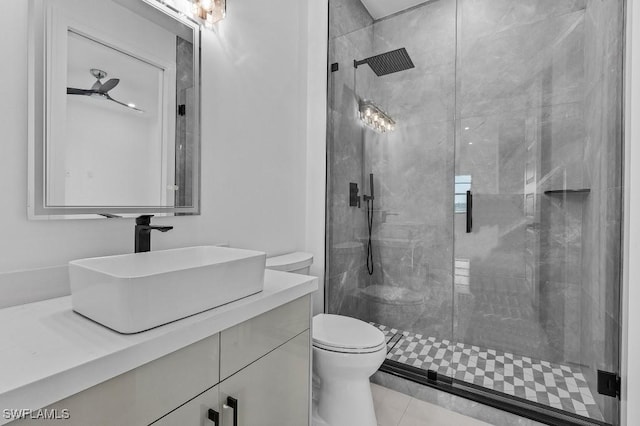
207 408 219 425
223 396 238 426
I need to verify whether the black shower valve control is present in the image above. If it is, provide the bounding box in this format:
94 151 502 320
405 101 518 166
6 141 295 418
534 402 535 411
349 182 361 208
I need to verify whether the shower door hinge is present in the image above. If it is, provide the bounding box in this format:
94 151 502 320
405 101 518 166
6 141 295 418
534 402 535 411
597 370 620 398
426 370 452 385
331 62 339 72
178 104 186 116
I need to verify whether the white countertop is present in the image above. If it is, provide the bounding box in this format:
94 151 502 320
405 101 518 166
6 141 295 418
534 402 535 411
0 270 317 424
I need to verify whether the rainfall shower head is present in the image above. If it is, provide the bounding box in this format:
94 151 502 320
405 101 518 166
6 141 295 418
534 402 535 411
354 48 415 76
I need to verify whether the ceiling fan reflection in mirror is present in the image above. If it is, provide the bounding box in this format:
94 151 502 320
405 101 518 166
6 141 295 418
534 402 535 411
66 68 144 113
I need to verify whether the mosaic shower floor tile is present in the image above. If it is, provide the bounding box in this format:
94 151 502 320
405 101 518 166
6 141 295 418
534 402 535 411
372 323 603 422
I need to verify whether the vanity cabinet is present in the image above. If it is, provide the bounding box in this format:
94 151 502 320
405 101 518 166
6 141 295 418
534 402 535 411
156 331 310 426
10 295 311 426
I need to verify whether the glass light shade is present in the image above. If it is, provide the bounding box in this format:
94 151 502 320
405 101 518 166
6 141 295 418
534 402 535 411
359 100 395 133
190 0 225 26
210 0 226 23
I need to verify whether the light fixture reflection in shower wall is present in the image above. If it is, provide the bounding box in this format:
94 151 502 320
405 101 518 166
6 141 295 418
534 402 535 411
191 0 226 27
359 101 396 133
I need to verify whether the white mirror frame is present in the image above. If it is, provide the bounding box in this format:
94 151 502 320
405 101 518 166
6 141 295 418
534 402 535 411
27 0 201 219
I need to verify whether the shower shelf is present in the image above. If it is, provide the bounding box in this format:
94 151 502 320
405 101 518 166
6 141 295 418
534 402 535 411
543 189 591 195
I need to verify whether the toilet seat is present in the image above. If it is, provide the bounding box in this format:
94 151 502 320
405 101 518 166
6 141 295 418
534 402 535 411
313 314 386 354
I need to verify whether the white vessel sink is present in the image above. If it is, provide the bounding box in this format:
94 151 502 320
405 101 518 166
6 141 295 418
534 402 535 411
69 246 266 333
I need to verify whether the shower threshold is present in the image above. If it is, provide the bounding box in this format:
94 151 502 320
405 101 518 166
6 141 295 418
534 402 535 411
372 323 607 425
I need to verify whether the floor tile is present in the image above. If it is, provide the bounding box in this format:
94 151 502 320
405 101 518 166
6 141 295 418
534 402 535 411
372 322 603 422
372 383 411 426
396 396 492 426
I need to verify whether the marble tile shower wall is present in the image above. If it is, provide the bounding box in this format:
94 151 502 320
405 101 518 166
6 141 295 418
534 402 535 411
175 37 194 207
326 0 373 316
454 0 590 364
361 0 457 338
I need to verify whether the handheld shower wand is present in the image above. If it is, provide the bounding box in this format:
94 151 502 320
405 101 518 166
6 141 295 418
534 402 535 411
364 174 375 275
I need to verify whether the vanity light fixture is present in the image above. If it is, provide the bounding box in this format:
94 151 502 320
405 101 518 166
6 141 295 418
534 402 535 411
359 100 395 133
190 0 226 27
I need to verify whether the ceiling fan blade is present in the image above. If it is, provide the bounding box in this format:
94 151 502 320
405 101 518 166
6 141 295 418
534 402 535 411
106 94 144 113
67 87 93 95
98 78 120 93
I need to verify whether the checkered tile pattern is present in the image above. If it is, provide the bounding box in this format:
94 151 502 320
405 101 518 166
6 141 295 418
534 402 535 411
372 323 603 421
377 323 402 353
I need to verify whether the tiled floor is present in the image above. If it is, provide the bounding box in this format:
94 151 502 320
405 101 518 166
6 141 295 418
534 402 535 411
374 323 603 421
371 382 492 426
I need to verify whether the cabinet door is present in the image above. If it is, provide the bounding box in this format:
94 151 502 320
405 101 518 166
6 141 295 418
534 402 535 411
219 331 310 426
220 295 310 380
151 385 219 426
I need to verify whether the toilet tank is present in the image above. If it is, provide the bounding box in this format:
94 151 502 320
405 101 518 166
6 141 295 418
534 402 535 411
265 252 314 274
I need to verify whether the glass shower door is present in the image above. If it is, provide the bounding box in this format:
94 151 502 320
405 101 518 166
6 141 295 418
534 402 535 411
325 0 459 385
357 0 460 384
451 1 624 423
325 0 623 423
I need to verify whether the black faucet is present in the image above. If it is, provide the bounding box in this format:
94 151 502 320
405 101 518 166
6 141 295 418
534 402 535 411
134 215 173 253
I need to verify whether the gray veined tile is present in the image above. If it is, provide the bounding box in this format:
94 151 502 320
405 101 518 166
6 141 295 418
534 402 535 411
330 0 373 39
457 10 586 118
458 0 587 42
372 0 457 70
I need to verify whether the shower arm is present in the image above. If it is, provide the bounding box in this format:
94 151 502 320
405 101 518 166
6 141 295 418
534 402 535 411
354 59 367 69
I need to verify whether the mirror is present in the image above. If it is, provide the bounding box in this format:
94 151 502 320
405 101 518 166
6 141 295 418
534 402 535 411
28 0 201 218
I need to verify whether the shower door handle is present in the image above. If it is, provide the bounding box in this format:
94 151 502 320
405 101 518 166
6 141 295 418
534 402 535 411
466 190 473 233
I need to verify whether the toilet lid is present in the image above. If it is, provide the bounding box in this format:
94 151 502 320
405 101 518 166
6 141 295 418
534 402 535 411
313 314 386 353
265 252 313 271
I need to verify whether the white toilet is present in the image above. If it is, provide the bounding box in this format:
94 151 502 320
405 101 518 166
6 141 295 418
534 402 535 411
266 252 387 426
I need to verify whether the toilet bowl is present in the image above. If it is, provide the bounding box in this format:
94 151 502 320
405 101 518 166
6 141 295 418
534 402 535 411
312 314 386 426
265 252 386 426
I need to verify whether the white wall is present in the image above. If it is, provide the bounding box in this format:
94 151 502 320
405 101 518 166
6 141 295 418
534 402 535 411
305 0 329 314
0 0 327 309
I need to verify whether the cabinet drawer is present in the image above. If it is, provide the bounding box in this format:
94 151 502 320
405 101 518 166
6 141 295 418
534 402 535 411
151 386 219 426
11 334 219 426
220 295 310 380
